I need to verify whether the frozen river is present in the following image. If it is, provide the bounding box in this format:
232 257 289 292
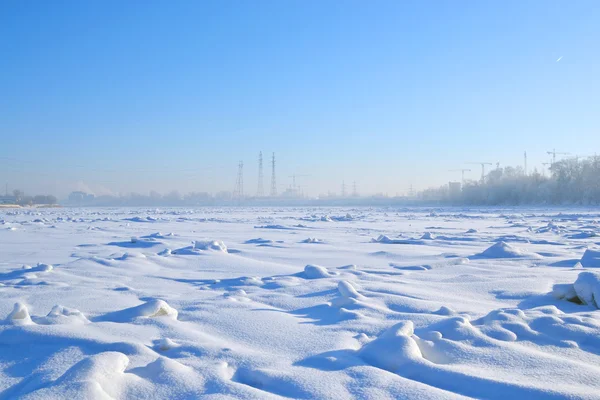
1 207 600 399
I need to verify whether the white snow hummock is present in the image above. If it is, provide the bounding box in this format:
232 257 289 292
337 280 362 299
476 241 537 258
99 299 178 322
7 302 33 325
573 272 600 307
193 240 228 252
331 281 366 308
301 237 322 244
421 232 436 240
303 264 331 279
154 338 180 351
34 263 53 272
581 249 600 268
43 305 90 325
371 234 405 244
158 248 172 256
130 299 178 319
358 321 422 372
553 271 600 307
552 284 579 303
27 352 130 399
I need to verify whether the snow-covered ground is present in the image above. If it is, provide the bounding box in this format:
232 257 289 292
1 207 600 399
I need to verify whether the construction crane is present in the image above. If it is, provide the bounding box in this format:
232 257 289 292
448 169 471 184
547 149 570 167
467 162 493 183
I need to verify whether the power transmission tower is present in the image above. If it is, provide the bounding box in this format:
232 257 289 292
256 152 264 197
341 181 347 197
234 161 244 199
270 152 277 197
524 151 528 176
352 181 358 197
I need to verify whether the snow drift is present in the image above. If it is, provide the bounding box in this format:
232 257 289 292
553 271 600 307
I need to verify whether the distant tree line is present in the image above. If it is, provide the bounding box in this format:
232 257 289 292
420 156 600 205
8 190 58 206
67 190 234 206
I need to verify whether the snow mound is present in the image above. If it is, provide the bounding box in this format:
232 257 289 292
573 272 600 307
371 234 406 244
225 289 248 297
132 299 178 319
158 248 172 256
254 224 297 230
435 306 456 316
421 232 436 240
476 241 537 258
303 264 331 279
34 263 53 272
193 240 228 252
28 352 129 399
154 338 180 351
552 284 579 303
7 302 33 325
43 305 90 325
245 238 273 244
301 237 322 244
100 299 178 322
372 234 391 243
330 281 367 308
554 271 600 307
581 249 600 268
358 321 422 372
337 281 362 299
116 252 146 260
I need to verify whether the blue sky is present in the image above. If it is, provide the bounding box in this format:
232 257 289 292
1 0 599 197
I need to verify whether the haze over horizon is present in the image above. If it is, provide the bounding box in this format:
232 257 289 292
1 1 599 198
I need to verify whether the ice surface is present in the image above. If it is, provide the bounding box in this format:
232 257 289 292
1 206 600 398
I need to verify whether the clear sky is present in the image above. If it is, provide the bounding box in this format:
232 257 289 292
1 0 599 198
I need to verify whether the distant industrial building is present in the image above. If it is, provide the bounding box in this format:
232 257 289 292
68 191 95 204
0 195 17 204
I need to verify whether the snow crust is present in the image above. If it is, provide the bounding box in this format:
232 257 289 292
2 206 600 398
